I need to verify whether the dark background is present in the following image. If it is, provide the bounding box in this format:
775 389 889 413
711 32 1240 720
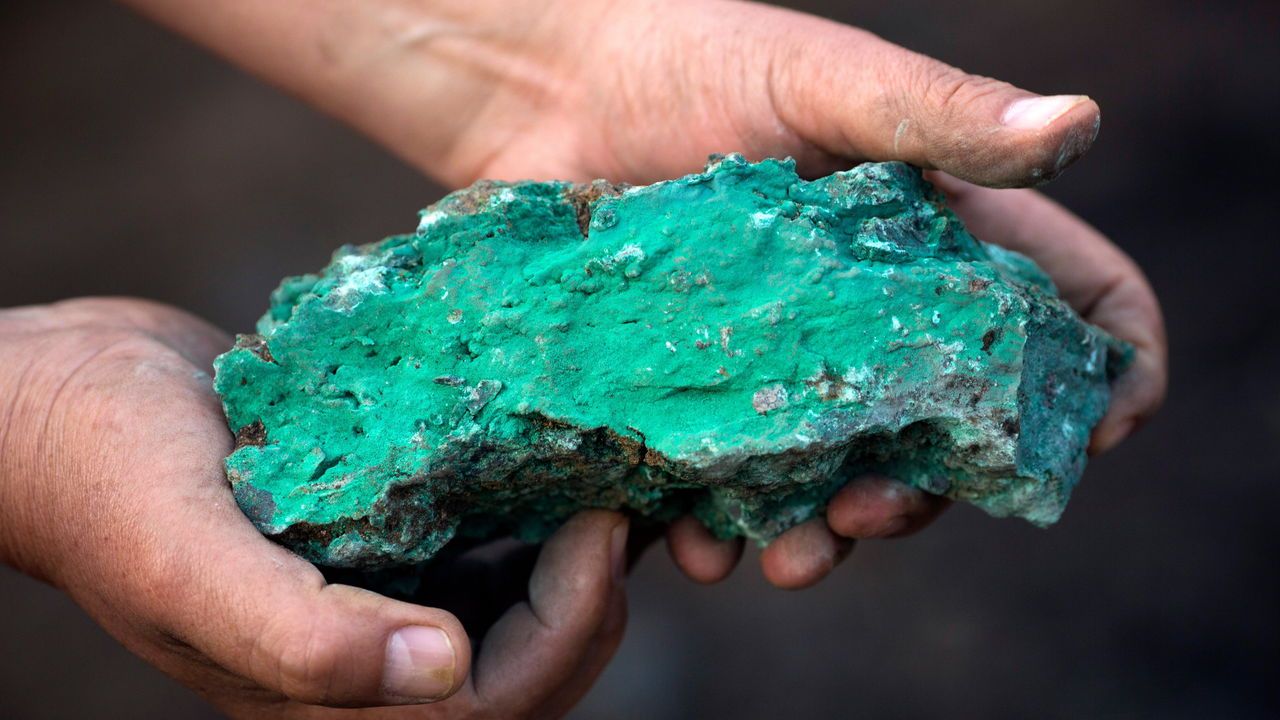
2 1 1277 718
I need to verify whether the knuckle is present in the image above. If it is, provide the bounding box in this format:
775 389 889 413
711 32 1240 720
266 621 348 704
897 60 1010 120
925 68 1008 116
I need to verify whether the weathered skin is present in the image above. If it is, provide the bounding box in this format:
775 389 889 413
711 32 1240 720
214 155 1129 569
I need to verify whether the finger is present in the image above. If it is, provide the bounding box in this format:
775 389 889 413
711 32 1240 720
759 518 853 590
665 515 745 584
525 570 629 720
928 173 1168 451
764 8 1099 187
826 475 951 539
467 510 628 716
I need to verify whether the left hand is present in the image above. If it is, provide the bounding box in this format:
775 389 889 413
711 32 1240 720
0 298 630 719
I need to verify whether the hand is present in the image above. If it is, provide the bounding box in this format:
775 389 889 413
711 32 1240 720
117 0 1168 589
436 0 1163 589
0 298 629 719
662 173 1166 590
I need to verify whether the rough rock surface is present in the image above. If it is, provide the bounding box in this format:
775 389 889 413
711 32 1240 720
214 155 1129 569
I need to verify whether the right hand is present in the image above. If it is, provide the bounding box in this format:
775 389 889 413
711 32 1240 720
665 173 1167 591
0 297 629 719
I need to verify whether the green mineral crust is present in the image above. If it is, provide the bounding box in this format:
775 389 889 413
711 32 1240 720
214 155 1129 569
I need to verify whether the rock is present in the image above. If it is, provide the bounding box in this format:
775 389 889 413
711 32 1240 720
213 155 1129 569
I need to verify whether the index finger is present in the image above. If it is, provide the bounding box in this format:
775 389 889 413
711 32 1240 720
455 511 628 717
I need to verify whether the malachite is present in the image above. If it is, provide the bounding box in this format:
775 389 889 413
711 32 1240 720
214 155 1130 569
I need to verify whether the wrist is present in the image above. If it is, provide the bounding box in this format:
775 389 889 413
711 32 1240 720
119 0 607 186
329 0 591 184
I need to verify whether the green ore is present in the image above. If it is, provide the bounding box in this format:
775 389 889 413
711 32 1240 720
214 155 1129 569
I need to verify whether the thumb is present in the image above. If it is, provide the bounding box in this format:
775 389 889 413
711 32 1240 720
763 8 1100 187
140 488 472 708
27 322 471 710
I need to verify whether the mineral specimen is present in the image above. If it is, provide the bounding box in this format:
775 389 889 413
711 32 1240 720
214 155 1129 569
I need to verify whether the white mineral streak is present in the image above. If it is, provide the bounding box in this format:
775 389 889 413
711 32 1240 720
417 210 446 233
606 243 645 266
750 210 779 228
327 254 388 313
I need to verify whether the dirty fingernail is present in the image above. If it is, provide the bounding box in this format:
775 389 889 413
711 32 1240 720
383 626 455 701
1001 95 1088 130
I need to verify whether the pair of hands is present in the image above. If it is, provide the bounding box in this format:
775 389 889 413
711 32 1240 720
0 0 1166 717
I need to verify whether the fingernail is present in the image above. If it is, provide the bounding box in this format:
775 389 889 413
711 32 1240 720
383 626 455 701
1001 95 1088 130
610 519 629 585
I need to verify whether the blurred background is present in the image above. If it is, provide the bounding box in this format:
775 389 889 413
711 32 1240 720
2 0 1277 718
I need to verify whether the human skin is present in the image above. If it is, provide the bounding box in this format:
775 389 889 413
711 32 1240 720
0 0 1167 717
